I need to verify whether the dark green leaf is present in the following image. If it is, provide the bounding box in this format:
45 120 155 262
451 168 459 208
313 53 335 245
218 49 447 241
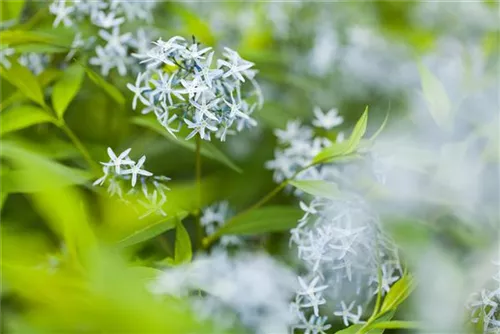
0 105 54 136
219 206 302 235
116 213 186 248
83 64 125 105
52 63 85 118
174 220 192 264
0 60 46 107
132 116 242 173
288 179 341 200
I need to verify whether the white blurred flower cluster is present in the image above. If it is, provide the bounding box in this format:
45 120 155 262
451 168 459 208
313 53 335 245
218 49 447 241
291 196 401 330
468 261 500 333
49 0 156 76
265 106 344 184
201 201 243 248
128 36 263 141
93 147 170 219
151 251 297 334
0 46 49 75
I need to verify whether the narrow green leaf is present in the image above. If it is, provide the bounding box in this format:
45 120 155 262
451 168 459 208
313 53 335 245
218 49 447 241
288 179 341 200
132 116 242 173
116 213 186 248
83 64 125 105
380 274 415 313
0 105 54 136
0 30 57 45
174 220 192 264
220 206 302 235
0 60 46 107
0 139 91 192
370 321 420 330
334 324 363 334
313 107 368 163
1 1 25 23
418 63 451 130
52 63 85 118
370 112 389 141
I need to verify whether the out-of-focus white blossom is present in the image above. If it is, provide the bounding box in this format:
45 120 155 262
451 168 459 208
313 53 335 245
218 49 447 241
0 47 15 69
129 36 262 141
201 201 243 248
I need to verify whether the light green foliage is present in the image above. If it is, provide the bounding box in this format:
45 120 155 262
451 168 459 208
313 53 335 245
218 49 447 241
288 179 341 200
174 219 193 264
0 60 46 107
52 63 85 118
0 105 54 135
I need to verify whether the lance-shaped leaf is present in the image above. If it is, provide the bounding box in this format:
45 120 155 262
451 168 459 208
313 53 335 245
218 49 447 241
0 60 46 107
52 63 85 119
174 219 192 264
380 274 416 313
0 105 54 136
288 179 341 200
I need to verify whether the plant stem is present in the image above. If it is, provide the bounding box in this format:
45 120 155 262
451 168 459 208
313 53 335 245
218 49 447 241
59 123 99 174
195 135 203 248
202 163 315 248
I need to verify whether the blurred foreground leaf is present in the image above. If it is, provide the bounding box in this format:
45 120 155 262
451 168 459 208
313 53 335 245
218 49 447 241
0 105 54 136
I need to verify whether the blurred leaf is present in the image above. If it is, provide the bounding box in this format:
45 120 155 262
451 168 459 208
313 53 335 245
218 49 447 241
83 64 125 105
30 186 97 265
370 112 389 141
219 206 302 235
132 116 242 173
370 321 420 330
334 325 363 334
0 60 46 107
14 43 68 54
172 7 214 45
0 105 54 136
116 212 187 248
1 1 25 24
380 274 415 313
0 30 58 45
1 140 91 192
174 219 192 264
418 63 451 131
313 107 368 163
52 63 85 119
288 179 341 200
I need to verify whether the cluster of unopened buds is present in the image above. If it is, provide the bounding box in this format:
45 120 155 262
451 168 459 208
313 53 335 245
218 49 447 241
128 35 263 141
93 147 170 219
49 0 156 76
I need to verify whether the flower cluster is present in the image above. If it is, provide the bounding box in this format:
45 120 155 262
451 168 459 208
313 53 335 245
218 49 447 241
93 147 170 219
468 261 500 333
290 196 401 330
201 201 243 248
128 36 263 141
265 106 344 184
151 251 297 334
49 0 156 76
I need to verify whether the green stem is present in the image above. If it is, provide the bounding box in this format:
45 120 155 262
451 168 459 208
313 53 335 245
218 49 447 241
195 135 203 248
202 163 315 248
59 123 99 174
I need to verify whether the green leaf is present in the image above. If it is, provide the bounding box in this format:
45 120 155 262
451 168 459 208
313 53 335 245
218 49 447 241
288 179 341 200
116 213 186 248
334 325 363 334
0 30 58 45
370 112 389 141
83 64 125 105
380 274 415 313
313 107 368 163
174 220 192 264
0 105 54 136
370 321 420 330
1 1 25 23
52 63 85 118
418 63 451 130
219 206 302 235
0 60 46 107
0 140 91 192
132 116 242 173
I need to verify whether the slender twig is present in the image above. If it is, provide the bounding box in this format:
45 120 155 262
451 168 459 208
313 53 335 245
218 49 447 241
195 135 204 248
59 123 99 174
